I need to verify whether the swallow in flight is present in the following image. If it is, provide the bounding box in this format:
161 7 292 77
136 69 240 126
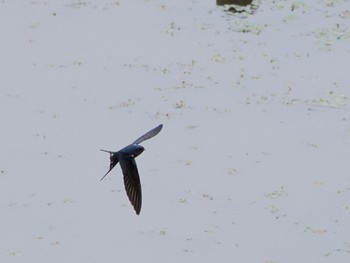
100 124 163 215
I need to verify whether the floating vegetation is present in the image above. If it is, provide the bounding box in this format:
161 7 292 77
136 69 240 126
286 93 348 108
314 25 350 50
174 100 187 109
231 22 266 35
202 193 214 200
227 168 239 175
179 198 188 204
211 54 226 63
108 98 139 109
7 250 21 256
265 186 287 199
304 226 327 235
177 159 194 166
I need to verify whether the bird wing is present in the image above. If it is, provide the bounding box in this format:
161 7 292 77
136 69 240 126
119 155 142 215
132 124 163 145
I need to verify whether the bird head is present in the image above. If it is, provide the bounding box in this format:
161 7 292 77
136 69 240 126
131 144 145 158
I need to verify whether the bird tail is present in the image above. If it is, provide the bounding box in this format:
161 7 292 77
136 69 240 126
100 170 111 181
100 149 117 181
100 149 113 156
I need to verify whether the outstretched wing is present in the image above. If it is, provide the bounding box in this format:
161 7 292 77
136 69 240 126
133 124 163 145
119 155 142 215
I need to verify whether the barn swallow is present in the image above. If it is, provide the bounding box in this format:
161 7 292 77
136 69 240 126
100 124 163 215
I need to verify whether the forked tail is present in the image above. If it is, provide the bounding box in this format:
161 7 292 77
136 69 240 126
100 149 113 155
100 149 116 181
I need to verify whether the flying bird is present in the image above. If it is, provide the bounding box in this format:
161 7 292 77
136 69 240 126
100 124 163 215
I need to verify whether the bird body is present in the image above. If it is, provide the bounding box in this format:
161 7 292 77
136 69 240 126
100 124 163 215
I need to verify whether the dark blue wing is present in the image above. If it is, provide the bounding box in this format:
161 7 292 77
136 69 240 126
119 155 142 215
132 124 163 145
